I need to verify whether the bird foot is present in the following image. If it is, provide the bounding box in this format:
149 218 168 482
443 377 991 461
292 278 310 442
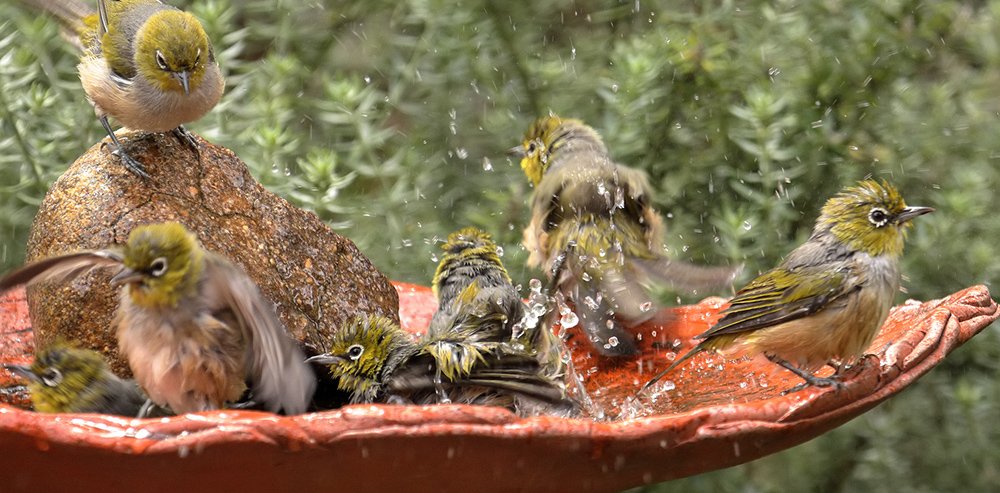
136 399 157 418
172 126 201 158
111 147 151 179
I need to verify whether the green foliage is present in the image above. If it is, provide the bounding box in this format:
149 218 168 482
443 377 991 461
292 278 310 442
0 0 998 491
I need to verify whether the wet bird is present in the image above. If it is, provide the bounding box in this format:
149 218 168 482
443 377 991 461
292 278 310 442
639 180 933 393
512 115 742 357
307 314 572 413
4 343 161 416
0 222 315 415
429 227 563 377
19 0 225 178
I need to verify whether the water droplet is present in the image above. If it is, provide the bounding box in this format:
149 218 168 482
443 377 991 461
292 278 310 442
640 301 653 312
495 246 504 256
561 311 579 328
529 278 542 293
456 148 469 159
482 157 493 171
581 272 592 282
607 336 619 347
363 75 372 84
530 303 547 317
742 220 752 231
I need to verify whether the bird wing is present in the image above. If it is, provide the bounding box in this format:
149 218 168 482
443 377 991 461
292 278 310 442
697 264 858 339
203 254 315 415
0 250 123 293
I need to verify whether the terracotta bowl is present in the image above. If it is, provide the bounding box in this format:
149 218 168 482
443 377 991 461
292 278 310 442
0 283 996 492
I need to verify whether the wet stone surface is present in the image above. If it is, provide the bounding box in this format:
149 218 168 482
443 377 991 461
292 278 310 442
24 132 399 375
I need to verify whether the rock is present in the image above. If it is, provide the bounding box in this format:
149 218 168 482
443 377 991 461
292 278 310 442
25 132 399 376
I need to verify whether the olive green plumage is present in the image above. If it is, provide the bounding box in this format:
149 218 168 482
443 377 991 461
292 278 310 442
308 314 572 413
0 222 315 415
640 180 934 393
17 0 224 178
4 343 152 416
513 115 742 357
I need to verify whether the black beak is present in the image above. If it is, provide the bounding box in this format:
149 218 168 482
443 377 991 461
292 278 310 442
110 267 143 287
896 206 935 223
507 146 526 158
3 364 39 383
305 354 345 365
176 71 191 95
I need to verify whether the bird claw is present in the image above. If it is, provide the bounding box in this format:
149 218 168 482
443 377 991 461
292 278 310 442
136 399 157 418
172 126 200 158
227 400 260 410
111 147 151 180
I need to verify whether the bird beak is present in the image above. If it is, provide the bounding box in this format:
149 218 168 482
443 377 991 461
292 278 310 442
176 71 191 95
896 206 935 223
3 364 39 383
110 268 143 286
507 145 526 158
305 354 345 365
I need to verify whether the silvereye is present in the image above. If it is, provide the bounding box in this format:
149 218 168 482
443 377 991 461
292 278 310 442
0 222 315 415
429 227 564 378
512 115 742 357
20 0 224 178
3 343 166 416
640 180 933 393
307 315 572 413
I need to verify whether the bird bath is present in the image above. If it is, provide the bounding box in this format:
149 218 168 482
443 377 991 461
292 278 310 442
0 282 996 492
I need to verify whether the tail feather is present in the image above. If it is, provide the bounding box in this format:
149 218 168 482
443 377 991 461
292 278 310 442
637 343 706 396
632 257 743 294
17 0 95 48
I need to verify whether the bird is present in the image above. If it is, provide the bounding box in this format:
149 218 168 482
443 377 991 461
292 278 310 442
638 179 933 394
19 0 225 178
3 342 164 416
428 227 563 377
0 221 315 415
307 314 573 414
511 115 742 357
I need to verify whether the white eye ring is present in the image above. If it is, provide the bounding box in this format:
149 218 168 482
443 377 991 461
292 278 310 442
155 50 168 70
347 344 364 361
868 207 890 228
149 257 168 277
42 368 63 387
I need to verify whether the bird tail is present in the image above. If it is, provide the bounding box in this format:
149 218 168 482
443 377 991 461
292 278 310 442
16 0 96 50
636 343 706 396
631 256 743 295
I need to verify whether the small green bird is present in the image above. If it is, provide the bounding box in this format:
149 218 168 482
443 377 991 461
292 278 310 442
19 0 225 178
639 180 933 393
512 115 742 357
0 222 315 415
307 314 571 412
4 343 157 416
429 227 563 377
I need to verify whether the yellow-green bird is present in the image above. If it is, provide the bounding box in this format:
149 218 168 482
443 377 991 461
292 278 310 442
511 115 742 357
429 227 563 376
307 315 571 412
3 343 160 416
639 180 933 393
0 222 315 415
20 0 225 178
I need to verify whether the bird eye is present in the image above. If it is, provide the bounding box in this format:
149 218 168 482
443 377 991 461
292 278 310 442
347 344 364 361
155 50 168 70
868 207 889 228
149 257 169 277
42 368 63 387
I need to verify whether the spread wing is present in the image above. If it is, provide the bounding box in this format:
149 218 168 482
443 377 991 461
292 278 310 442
697 263 858 340
0 250 124 293
203 254 315 415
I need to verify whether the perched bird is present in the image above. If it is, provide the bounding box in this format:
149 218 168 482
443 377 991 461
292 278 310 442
429 227 562 376
20 0 225 178
0 222 315 415
307 314 571 413
511 115 742 357
639 180 933 393
3 343 156 416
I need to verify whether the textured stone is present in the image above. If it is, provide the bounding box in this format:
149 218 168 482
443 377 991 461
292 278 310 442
24 132 399 375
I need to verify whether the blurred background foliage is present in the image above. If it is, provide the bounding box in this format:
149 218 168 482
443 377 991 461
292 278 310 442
0 0 997 491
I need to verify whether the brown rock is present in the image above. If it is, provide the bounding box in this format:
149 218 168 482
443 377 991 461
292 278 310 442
25 132 399 376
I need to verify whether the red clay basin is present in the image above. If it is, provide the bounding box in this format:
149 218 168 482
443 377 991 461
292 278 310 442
0 282 996 492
